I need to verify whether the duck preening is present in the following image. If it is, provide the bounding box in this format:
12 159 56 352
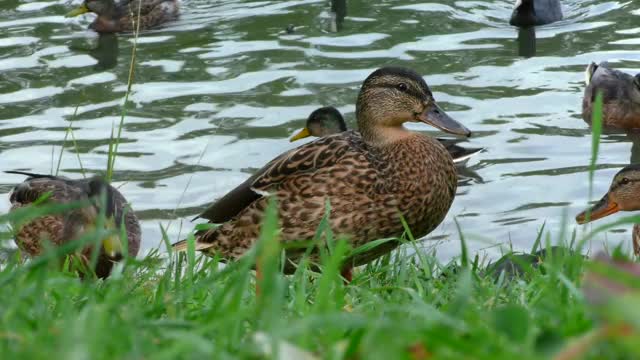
173 67 472 276
66 0 179 33
7 171 140 278
583 62 640 129
576 164 640 256
290 106 483 165
509 0 562 27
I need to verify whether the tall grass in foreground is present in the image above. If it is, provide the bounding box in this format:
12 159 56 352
3 61 640 359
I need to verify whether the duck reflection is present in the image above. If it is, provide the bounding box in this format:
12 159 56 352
90 33 119 70
328 0 347 32
517 26 536 58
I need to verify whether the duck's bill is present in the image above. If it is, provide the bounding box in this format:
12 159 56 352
102 235 123 258
584 62 597 86
289 127 311 142
417 103 471 137
66 4 90 17
576 194 619 224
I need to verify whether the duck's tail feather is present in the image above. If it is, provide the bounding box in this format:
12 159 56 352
451 147 484 164
5 170 55 179
171 238 214 252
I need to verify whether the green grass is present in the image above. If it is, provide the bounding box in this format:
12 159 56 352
2 198 640 359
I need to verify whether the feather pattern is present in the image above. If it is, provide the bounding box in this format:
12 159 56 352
6 171 140 278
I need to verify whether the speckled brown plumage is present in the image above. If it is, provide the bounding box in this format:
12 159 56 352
67 0 179 33
582 62 640 129
7 171 140 278
176 66 471 273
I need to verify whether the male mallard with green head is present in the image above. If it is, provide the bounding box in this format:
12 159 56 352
576 164 640 256
66 0 179 33
290 106 483 165
583 62 640 129
173 67 471 275
7 171 140 278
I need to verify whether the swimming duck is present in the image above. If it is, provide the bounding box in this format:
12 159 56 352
173 67 472 277
66 0 179 33
6 171 140 278
583 62 640 129
509 0 562 27
290 106 483 165
576 164 640 256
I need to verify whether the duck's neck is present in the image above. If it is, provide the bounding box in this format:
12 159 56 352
359 124 417 147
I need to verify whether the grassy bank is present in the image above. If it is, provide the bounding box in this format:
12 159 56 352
1 203 640 359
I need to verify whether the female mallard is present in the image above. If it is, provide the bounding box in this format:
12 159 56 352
290 106 483 165
576 164 640 256
7 171 140 278
66 0 179 33
509 0 562 27
583 62 640 129
173 67 471 276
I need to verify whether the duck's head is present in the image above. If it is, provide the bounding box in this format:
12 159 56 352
585 62 640 97
583 62 640 127
509 0 536 27
66 0 116 17
576 164 640 224
290 106 347 142
356 67 470 144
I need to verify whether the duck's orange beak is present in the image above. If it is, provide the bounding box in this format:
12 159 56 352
416 102 471 137
66 4 90 17
290 127 311 142
576 194 620 224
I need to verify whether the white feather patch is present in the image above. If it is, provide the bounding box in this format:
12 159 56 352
250 187 272 197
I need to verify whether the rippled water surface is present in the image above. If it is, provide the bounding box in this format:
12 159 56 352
2 0 640 260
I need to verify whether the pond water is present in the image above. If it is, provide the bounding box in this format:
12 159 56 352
1 0 639 260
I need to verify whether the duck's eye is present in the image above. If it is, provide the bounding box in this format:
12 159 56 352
620 177 631 185
396 83 408 92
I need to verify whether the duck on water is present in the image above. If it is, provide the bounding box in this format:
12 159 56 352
509 0 562 27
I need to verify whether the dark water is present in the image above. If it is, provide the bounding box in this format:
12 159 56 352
1 0 638 260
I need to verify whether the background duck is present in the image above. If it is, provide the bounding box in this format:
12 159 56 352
66 0 179 33
6 171 140 278
576 164 640 256
583 62 640 129
509 0 562 27
290 106 483 165
173 67 471 278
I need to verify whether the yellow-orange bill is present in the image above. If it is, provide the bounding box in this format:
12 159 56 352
289 127 311 142
66 4 90 17
576 195 620 224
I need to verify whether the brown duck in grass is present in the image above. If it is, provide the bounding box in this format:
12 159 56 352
290 106 483 165
173 67 472 279
583 62 640 129
6 171 140 278
66 0 179 33
576 164 640 256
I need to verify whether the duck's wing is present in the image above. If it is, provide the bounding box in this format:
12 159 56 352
196 131 359 224
6 171 87 205
436 139 484 164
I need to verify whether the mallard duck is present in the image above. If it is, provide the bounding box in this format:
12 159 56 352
576 164 640 256
65 0 179 33
6 171 140 278
290 106 483 165
509 0 562 27
583 62 640 129
173 66 471 277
